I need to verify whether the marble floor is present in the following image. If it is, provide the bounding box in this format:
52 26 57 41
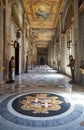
0 66 84 130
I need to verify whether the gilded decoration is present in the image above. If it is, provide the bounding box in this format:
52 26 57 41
20 93 63 113
22 0 64 48
34 2 50 20
22 0 64 29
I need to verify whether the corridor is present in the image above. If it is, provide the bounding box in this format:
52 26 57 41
0 66 84 130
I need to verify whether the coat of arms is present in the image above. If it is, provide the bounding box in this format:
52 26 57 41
20 93 63 113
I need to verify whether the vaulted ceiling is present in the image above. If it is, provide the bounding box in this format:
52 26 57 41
22 0 63 48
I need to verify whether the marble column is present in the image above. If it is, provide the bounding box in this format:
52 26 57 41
73 0 80 81
4 0 11 81
59 15 64 72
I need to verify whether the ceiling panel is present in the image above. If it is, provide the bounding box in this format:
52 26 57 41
22 0 64 48
22 0 64 29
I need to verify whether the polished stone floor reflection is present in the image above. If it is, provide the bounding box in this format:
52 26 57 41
0 66 84 130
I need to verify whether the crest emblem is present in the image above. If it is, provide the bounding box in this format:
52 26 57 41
20 93 63 113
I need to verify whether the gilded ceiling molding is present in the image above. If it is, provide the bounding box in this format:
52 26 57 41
21 0 64 48
22 0 64 29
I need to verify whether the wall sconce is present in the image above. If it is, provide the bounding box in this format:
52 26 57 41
11 40 14 46
14 40 17 48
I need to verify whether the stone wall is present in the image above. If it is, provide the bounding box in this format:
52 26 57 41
47 0 84 84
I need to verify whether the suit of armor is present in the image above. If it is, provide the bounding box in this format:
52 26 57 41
9 56 15 83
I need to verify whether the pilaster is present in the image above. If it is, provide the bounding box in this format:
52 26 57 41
4 0 11 81
73 0 79 81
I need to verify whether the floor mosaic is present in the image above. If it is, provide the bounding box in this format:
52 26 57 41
0 65 84 130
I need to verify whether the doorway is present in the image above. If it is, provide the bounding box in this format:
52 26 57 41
15 42 19 75
40 58 45 65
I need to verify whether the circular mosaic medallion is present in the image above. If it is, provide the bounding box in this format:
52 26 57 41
12 92 70 117
0 92 83 127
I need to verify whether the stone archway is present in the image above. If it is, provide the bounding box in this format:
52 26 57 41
63 4 74 32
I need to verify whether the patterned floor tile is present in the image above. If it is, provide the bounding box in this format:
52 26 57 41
0 66 84 130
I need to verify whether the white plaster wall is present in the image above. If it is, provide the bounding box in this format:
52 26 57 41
64 26 75 76
64 33 71 75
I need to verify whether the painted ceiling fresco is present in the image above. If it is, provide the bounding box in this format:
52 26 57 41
22 0 63 48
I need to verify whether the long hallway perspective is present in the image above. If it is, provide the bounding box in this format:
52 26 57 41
0 0 84 130
0 66 84 130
